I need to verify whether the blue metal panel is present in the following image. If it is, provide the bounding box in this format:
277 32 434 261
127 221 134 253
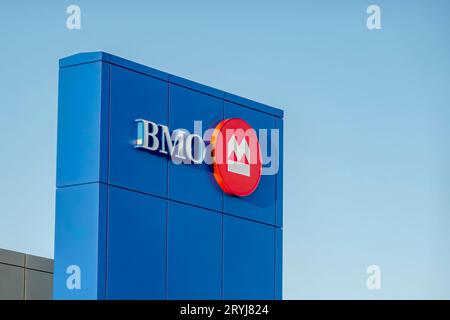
108 65 169 197
53 183 107 300
59 52 111 68
223 101 277 226
110 55 169 81
276 118 283 227
223 215 275 299
56 61 109 187
169 74 225 99
106 186 166 300
167 202 222 299
168 84 224 211
224 92 283 118
275 228 282 300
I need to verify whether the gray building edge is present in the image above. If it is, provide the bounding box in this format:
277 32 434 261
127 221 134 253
0 248 53 300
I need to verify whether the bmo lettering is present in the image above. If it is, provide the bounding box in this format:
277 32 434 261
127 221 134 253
135 118 279 178
135 119 204 164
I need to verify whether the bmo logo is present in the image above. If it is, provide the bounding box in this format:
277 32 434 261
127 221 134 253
212 118 262 196
135 117 272 197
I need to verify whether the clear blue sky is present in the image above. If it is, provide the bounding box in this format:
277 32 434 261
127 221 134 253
1 0 449 299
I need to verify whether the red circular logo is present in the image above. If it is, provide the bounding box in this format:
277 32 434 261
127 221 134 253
211 118 262 196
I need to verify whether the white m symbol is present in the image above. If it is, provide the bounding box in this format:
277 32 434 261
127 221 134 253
227 135 250 176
